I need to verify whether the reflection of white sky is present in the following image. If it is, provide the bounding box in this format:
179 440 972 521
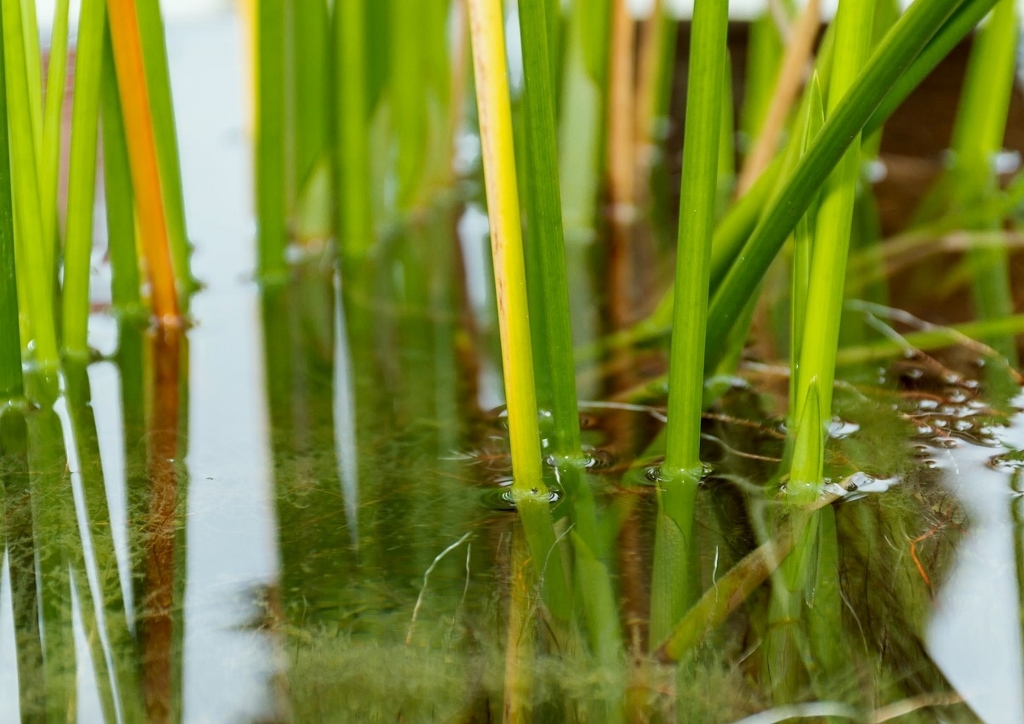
170 14 282 724
927 396 1024 724
0 552 19 722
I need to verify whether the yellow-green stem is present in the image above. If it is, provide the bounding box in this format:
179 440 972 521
466 0 545 497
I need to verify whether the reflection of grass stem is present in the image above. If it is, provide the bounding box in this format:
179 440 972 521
504 524 534 722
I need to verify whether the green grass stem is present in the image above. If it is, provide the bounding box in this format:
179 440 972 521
865 0 1003 137
292 0 329 195
789 0 874 490
650 0 728 649
136 0 193 298
466 0 544 497
2 0 58 393
662 0 728 478
518 0 582 462
62 0 105 359
950 0 1018 363
516 1 621 668
789 75 824 417
19 0 41 146
40 0 68 279
101 22 141 315
705 0 975 376
836 313 1024 367
389 0 423 210
740 10 784 148
255 0 287 281
335 0 373 269
468 0 575 633
558 0 609 239
0 0 19 401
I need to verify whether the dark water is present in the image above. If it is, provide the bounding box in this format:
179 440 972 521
3 12 1024 724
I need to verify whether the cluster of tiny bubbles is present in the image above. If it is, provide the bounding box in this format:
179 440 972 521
900 383 1000 449
480 477 563 512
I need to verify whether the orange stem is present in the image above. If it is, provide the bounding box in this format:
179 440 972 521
106 0 180 324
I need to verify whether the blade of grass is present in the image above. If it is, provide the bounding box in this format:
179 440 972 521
20 0 40 132
62 0 106 359
335 0 373 271
864 0 1002 137
789 75 824 413
101 20 141 316
466 0 545 499
468 0 573 624
740 9 784 149
650 0 728 648
558 0 609 239
951 0 1018 363
292 0 330 243
2 0 57 394
0 0 20 401
136 0 194 297
836 313 1024 367
519 0 623 672
40 0 69 279
255 0 287 280
790 0 874 489
518 0 582 464
636 0 671 162
705 0 981 375
107 0 180 322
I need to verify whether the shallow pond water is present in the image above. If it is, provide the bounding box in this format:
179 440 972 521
2 10 1024 724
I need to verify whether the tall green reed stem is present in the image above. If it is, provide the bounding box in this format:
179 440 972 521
256 0 287 280
136 0 193 297
650 0 728 648
865 0 1003 137
790 0 874 490
467 0 544 497
951 0 1018 364
62 0 106 359
2 0 57 396
291 0 329 197
335 0 373 270
519 0 623 673
41 0 69 278
467 0 572 625
102 23 141 315
0 0 18 400
518 0 581 462
558 0 610 239
705 0 984 374
108 0 181 322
